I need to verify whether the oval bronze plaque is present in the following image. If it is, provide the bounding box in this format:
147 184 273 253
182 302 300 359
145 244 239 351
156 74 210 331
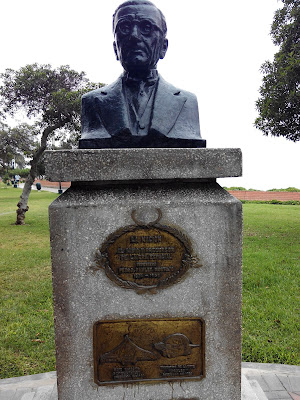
95 210 201 293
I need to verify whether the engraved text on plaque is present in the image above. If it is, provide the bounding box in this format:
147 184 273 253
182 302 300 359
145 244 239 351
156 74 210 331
94 318 205 385
95 210 201 293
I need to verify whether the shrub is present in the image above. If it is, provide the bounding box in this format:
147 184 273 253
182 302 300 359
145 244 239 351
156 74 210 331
7 168 30 178
268 187 300 192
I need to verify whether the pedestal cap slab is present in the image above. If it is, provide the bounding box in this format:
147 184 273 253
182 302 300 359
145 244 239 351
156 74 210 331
44 148 241 183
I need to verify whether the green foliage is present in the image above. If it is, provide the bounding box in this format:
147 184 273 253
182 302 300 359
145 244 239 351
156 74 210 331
224 187 300 192
241 200 300 205
224 186 247 191
0 64 103 223
0 123 35 171
0 64 102 141
2 173 10 184
267 186 300 192
255 0 300 141
6 168 30 178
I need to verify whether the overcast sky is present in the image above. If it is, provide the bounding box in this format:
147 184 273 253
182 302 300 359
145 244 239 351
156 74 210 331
1 0 299 190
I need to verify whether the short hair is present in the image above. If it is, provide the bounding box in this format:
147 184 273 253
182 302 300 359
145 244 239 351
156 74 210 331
113 1 167 37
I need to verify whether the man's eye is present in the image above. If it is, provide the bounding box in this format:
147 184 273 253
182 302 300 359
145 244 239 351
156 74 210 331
118 21 131 34
140 20 152 34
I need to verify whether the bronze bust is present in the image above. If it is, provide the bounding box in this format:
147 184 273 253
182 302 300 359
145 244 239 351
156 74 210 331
79 0 206 148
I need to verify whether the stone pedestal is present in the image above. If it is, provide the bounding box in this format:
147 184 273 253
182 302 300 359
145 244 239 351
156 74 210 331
45 148 243 400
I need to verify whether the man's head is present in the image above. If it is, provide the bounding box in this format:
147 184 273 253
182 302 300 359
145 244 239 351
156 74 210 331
113 1 168 74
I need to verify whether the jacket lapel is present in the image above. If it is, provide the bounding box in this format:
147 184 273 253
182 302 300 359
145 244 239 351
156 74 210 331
96 75 187 137
150 76 187 136
97 77 131 137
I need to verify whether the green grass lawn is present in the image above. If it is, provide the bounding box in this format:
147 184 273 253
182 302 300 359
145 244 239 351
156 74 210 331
242 203 299 365
0 185 58 378
0 185 299 378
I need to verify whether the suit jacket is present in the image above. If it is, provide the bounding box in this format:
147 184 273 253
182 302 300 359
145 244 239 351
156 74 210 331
80 75 203 145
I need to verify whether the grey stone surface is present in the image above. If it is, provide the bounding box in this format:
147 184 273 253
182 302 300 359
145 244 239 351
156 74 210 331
49 178 242 400
33 386 54 400
265 391 293 399
263 375 287 391
2 365 299 400
252 376 271 392
48 384 58 400
20 393 35 400
247 379 269 400
0 373 57 391
242 376 267 400
277 375 293 392
12 388 32 399
44 148 242 183
0 390 15 400
242 363 300 400
0 374 260 400
289 376 300 392
242 363 300 376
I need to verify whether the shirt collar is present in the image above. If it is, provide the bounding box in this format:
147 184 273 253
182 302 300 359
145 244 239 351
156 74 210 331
123 69 159 87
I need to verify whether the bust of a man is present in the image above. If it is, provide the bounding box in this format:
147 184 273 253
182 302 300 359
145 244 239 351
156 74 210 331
79 0 206 148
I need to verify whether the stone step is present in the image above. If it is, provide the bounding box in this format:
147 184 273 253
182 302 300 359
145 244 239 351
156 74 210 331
0 373 266 400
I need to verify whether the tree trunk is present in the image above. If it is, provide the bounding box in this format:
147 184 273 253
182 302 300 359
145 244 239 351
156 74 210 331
15 142 46 225
15 122 65 225
16 172 34 225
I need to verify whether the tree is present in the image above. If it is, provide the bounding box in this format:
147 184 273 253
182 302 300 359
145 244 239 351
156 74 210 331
0 123 35 172
255 0 300 141
0 64 102 224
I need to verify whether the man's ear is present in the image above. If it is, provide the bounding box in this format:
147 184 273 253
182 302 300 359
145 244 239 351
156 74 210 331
160 38 168 59
113 41 119 60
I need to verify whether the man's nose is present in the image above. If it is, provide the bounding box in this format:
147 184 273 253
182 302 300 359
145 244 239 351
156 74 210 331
130 24 141 40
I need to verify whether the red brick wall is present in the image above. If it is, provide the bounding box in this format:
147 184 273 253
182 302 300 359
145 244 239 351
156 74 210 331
228 190 300 201
34 179 71 189
34 180 299 201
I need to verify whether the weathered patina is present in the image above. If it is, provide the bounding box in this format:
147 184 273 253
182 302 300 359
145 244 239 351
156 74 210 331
79 1 206 149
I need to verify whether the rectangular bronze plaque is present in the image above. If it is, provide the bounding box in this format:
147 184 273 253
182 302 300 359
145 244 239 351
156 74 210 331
94 318 205 385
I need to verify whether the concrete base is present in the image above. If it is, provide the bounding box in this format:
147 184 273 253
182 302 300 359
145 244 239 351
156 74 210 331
49 180 242 400
46 148 243 399
0 371 271 400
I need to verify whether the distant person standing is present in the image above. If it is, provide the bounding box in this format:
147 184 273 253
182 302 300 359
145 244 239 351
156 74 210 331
15 174 20 185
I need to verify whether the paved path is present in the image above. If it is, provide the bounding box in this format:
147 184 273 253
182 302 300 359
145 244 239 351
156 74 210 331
18 183 63 194
0 363 299 400
243 363 300 400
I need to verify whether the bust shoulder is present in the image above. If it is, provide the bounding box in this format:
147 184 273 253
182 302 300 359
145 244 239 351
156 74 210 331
157 76 198 103
82 78 123 101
